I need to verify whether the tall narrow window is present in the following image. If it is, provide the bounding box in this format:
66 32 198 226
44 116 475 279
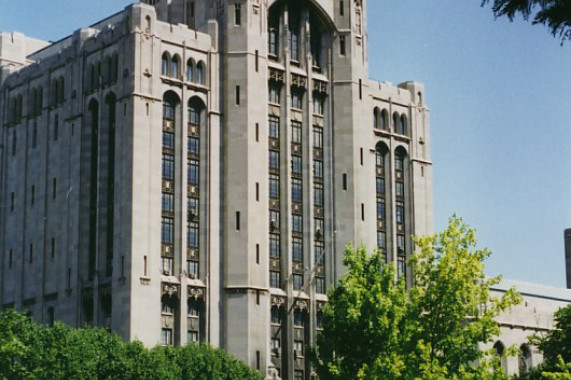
291 121 302 144
289 18 300 61
234 3 241 26
187 222 199 248
31 185 35 205
196 62 204 84
10 192 14 212
54 114 59 141
314 183 324 206
32 122 37 149
9 250 13 269
161 217 174 244
162 53 169 76
269 28 278 57
171 55 180 78
51 238 55 258
53 178 57 199
188 159 199 184
236 86 240 105
236 211 241 230
339 35 346 56
186 60 194 82
269 116 280 139
292 237 303 262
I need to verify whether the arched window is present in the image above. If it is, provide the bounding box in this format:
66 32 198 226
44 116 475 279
111 54 119 83
494 341 507 373
374 107 381 129
186 59 194 82
519 345 532 374
399 114 408 135
171 55 180 79
196 62 205 85
393 112 399 134
36 87 43 113
103 56 112 84
161 52 170 76
30 88 37 115
381 110 388 130
57 77 65 104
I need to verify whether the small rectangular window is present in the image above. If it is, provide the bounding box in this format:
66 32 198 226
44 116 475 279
144 255 148 276
270 234 280 258
51 238 55 258
236 86 240 105
9 250 13 269
256 350 261 369
32 122 37 149
360 148 363 165
361 203 365 221
256 291 260 305
234 3 241 26
359 79 362 100
10 192 14 212
161 328 173 346
12 130 17 156
293 274 303 291
256 182 260 202
340 0 344 16
292 237 303 262
342 174 347 190
339 35 346 56
53 178 57 199
270 271 281 288
31 185 35 205
255 50 259 72
269 116 280 139
29 244 33 264
54 115 59 141
255 123 259 142
256 244 260 264
236 211 241 230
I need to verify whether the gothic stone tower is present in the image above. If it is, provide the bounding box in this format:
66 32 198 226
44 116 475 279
0 1 432 378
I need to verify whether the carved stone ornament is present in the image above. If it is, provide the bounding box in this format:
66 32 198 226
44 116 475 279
295 299 308 311
162 283 179 297
271 296 286 308
188 286 204 300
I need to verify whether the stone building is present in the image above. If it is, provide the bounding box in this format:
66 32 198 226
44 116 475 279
490 280 571 377
0 1 434 378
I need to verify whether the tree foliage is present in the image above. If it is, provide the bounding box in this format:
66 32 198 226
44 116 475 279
518 305 571 379
310 217 521 379
481 0 571 42
0 310 263 380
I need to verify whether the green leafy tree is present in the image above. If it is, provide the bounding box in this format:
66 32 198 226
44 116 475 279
481 0 571 42
310 217 521 379
518 305 571 379
0 309 264 380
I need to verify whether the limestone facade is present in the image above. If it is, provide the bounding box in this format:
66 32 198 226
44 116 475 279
0 1 434 378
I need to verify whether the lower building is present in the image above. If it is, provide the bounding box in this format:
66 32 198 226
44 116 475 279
490 280 571 377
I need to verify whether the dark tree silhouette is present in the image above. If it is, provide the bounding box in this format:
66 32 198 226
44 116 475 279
482 0 571 43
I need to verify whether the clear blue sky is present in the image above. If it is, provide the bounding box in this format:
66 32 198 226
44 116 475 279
2 1 570 287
